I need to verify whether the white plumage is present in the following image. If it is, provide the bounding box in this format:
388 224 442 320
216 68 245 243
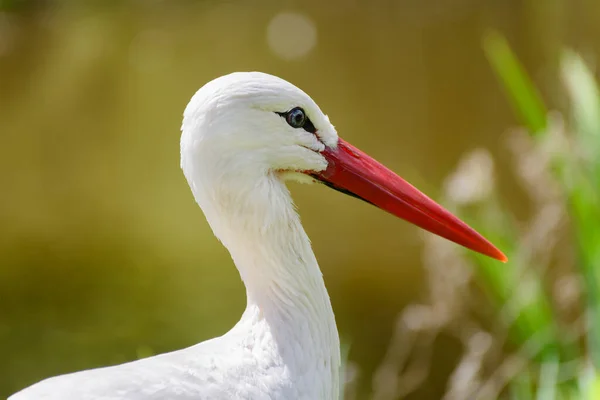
11 72 342 400
10 71 506 400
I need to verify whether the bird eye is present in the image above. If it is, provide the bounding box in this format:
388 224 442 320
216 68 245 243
276 107 317 134
286 107 307 129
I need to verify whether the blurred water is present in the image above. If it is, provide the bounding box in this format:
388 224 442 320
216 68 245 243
0 0 598 398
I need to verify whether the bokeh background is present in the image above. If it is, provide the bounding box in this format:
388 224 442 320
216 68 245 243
1 1 599 399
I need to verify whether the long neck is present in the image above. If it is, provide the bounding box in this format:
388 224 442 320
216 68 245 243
199 174 341 397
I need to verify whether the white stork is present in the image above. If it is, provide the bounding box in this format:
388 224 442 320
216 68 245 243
10 72 506 400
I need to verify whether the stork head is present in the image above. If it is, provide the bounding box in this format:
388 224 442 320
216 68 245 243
181 72 506 262
181 72 336 183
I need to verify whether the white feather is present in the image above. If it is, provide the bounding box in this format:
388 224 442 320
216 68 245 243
10 72 342 400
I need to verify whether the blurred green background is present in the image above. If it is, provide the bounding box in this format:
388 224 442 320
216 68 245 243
1 1 599 399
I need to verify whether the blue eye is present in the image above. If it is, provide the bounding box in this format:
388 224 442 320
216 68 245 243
276 107 317 134
286 107 306 128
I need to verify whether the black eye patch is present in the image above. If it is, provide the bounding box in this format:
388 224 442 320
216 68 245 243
276 107 317 134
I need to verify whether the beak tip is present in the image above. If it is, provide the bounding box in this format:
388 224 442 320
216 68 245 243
491 249 508 263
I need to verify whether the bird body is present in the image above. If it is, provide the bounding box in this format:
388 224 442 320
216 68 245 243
12 301 337 400
10 72 505 400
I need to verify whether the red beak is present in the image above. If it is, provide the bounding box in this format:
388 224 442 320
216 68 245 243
312 138 507 262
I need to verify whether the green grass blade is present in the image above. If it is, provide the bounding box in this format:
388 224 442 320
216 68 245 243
559 51 600 369
483 31 548 135
458 201 561 362
510 369 535 400
561 51 600 178
537 357 559 400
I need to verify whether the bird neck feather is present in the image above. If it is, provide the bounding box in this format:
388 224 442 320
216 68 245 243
195 172 341 397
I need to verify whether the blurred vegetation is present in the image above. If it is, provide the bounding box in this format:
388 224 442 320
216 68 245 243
480 35 600 399
1 1 600 400
412 35 600 399
350 34 600 400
